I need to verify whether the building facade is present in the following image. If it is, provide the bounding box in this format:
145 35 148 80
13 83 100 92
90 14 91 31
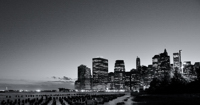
75 65 91 90
183 61 196 81
152 55 160 73
183 61 192 74
152 49 170 79
124 72 131 91
108 72 115 90
130 68 140 92
114 60 125 90
159 49 170 78
173 53 181 72
173 50 182 73
92 57 108 90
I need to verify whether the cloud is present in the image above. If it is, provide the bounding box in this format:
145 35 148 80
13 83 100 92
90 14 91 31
63 76 72 80
51 76 75 83
52 76 56 79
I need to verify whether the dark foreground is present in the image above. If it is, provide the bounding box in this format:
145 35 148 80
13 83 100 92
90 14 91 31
132 93 200 105
0 92 132 105
2 92 200 105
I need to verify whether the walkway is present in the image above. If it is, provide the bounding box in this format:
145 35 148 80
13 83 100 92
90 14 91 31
104 93 134 105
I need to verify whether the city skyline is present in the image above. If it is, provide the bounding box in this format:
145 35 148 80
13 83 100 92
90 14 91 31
74 49 200 92
1 0 200 90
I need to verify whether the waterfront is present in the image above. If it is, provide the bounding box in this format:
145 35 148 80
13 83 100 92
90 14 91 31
2 91 200 105
0 92 135 105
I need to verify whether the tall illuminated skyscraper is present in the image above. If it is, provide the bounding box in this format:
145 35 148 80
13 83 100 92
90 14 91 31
114 60 125 90
92 57 108 85
173 53 180 70
152 49 170 78
173 50 182 73
159 49 170 71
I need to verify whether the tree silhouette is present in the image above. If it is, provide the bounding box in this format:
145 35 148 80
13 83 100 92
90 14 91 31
195 67 200 80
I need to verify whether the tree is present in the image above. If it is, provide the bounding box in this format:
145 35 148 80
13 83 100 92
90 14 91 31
195 67 200 80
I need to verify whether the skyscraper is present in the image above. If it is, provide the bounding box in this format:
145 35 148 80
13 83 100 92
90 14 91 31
78 65 91 80
152 49 170 79
173 53 180 70
152 55 160 69
183 61 197 81
136 56 141 70
147 65 154 83
108 72 114 82
124 71 131 91
152 54 160 78
76 65 91 90
114 60 125 90
159 49 170 72
183 61 192 75
92 57 108 89
108 72 114 90
173 51 182 73
130 68 140 91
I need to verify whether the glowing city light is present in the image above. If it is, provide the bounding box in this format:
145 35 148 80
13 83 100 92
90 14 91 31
36 89 41 92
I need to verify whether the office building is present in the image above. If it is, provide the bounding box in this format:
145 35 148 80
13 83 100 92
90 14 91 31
75 65 91 90
92 57 108 90
124 72 131 91
152 49 170 79
130 68 140 91
173 50 182 73
183 61 196 81
114 60 125 90
152 55 160 70
159 49 170 76
108 72 115 90
173 53 180 71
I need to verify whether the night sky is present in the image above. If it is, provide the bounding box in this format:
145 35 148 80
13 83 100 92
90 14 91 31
1 0 200 90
